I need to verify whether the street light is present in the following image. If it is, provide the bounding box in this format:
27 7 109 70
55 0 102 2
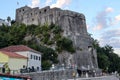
51 64 55 80
72 64 77 80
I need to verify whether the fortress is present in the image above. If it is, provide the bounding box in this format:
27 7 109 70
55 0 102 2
16 6 98 73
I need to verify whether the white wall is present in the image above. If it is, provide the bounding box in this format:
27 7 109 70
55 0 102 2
16 51 41 71
0 19 8 26
28 51 41 71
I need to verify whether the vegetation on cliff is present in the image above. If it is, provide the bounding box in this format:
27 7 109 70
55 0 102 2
0 23 75 70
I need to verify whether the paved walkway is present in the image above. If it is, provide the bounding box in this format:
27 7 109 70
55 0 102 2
68 75 119 80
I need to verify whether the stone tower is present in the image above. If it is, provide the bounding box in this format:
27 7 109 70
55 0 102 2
16 6 98 71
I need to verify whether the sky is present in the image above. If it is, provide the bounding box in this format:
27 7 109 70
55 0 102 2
0 0 120 55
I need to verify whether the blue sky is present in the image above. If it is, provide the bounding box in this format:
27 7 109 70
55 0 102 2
0 0 120 55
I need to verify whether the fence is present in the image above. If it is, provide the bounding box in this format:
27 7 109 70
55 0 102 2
21 69 76 80
20 69 119 80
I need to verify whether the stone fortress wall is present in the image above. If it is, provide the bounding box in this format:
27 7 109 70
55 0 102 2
16 6 98 71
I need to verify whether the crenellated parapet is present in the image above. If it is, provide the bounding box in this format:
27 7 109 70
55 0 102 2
16 6 85 25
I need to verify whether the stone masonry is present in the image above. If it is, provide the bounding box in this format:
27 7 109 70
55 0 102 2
16 6 98 71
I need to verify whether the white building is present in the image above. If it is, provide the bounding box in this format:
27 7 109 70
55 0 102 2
0 45 41 71
0 18 8 26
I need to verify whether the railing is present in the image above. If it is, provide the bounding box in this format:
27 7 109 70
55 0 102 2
68 75 119 80
21 69 75 80
21 69 120 80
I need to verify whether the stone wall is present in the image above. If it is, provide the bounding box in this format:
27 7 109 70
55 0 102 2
16 6 98 71
21 71 119 80
21 69 75 80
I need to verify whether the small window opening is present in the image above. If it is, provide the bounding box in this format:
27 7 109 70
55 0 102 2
19 10 21 12
32 18 34 21
39 11 41 14
44 9 47 12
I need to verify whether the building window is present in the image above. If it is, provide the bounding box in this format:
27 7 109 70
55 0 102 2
19 10 21 12
39 57 41 60
23 65 26 68
34 55 36 60
23 9 24 11
31 55 32 59
37 67 39 71
36 56 38 60
31 13 32 16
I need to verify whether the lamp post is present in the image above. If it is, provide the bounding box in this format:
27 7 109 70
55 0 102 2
72 64 77 80
52 64 55 80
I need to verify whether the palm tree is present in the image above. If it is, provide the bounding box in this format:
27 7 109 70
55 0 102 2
7 16 11 26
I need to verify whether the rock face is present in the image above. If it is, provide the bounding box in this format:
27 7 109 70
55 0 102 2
16 6 98 70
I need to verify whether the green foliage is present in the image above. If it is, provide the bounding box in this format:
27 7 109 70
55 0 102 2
54 33 61 41
0 23 75 70
11 20 16 25
97 53 110 71
93 39 120 73
56 37 75 53
52 25 62 34
42 60 52 70
7 16 11 22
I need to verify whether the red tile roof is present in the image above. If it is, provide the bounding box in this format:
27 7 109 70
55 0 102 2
0 45 37 52
0 51 27 59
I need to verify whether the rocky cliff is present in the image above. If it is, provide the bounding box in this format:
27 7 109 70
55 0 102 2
16 6 98 71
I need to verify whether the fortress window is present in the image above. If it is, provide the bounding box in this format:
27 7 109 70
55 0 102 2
31 13 32 15
19 10 21 12
23 9 24 11
39 11 41 14
32 18 34 21
59 12 60 16
44 9 47 12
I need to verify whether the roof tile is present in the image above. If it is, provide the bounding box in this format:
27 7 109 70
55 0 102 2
0 45 36 52
0 51 27 59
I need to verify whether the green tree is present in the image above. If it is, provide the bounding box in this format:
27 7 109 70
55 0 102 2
0 23 76 70
97 53 110 71
93 39 120 73
56 37 75 53
7 16 11 26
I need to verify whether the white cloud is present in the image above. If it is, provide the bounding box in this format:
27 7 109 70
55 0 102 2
99 28 120 48
92 7 113 31
105 7 113 13
111 14 120 25
50 0 71 8
86 24 89 29
93 24 102 31
30 0 40 8
114 48 120 56
45 0 53 6
115 15 120 21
